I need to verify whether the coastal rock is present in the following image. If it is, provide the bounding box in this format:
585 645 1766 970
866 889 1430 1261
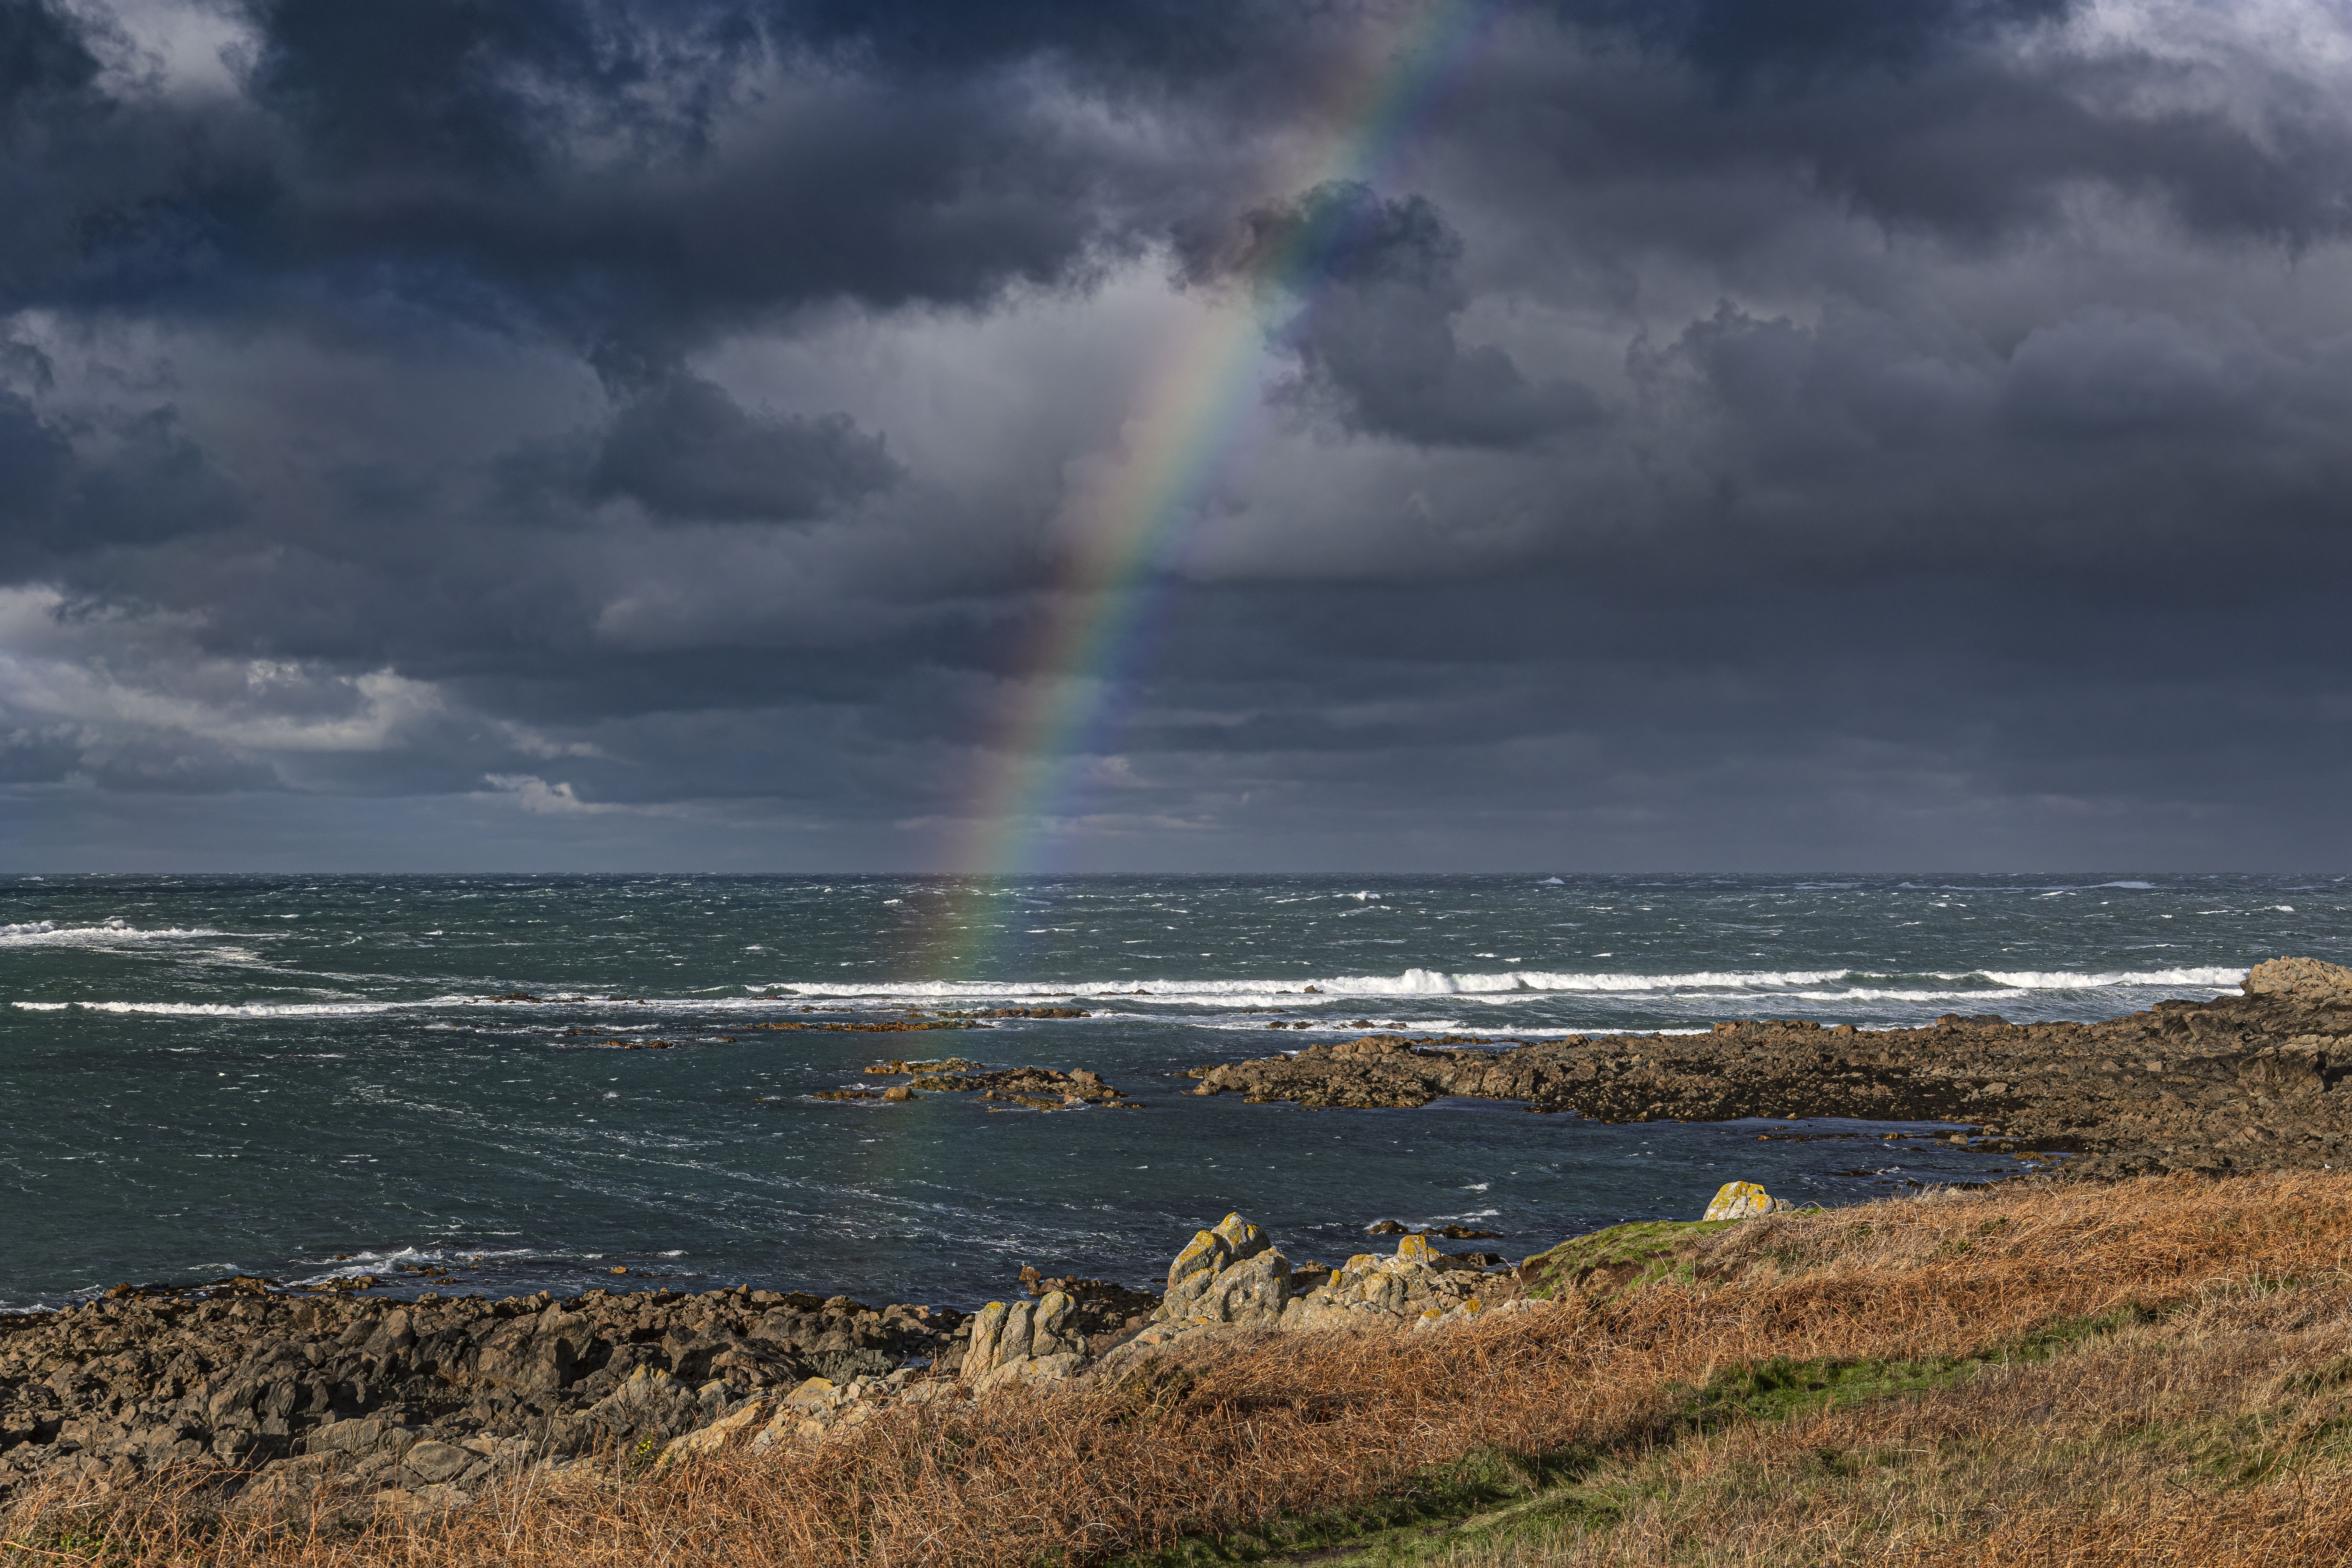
1157 1249 1293 1330
655 1395 766 1469
899 1064 1141 1109
585 1366 704 1444
2243 957 2352 1006
1091 1216 1515 1373
0 1281 963 1503
1702 1181 1789 1220
1179 958 2352 1182
397 1441 475 1487
962 1292 1089 1389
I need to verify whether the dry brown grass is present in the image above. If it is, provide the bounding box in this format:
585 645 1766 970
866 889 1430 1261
1443 1277 2352 1566
12 1172 2352 1567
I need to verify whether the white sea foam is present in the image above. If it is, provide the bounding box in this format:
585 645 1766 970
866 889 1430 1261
8 964 2250 1023
11 998 404 1017
0 920 227 947
759 963 2249 1008
1974 966 2244 990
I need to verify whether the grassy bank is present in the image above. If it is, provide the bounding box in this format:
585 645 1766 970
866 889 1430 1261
10 1172 2352 1566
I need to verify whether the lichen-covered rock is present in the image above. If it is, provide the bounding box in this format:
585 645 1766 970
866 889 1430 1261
1157 1249 1293 1330
1156 1213 1273 1322
960 1291 1088 1389
1278 1233 1496 1329
1703 1181 1789 1220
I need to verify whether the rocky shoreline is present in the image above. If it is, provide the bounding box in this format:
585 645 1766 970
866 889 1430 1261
1186 956 2352 1180
0 1279 969 1505
0 1217 1520 1509
11 957 2350 1511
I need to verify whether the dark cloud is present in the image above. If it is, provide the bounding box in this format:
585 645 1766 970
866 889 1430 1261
0 0 2348 868
0 395 240 568
1207 182 1599 448
1562 0 2076 85
571 376 900 523
0 0 101 113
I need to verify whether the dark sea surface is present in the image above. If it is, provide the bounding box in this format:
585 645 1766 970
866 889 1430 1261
4 873 2345 1311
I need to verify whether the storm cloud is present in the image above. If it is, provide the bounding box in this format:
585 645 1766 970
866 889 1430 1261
0 0 2346 870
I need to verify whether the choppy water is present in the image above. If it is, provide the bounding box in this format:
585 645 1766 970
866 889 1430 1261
3 873 2343 1310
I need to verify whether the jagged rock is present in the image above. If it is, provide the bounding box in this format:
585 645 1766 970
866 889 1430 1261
584 1366 703 1444
2244 957 2352 1006
962 1292 1088 1390
1179 957 2352 1180
0 1281 964 1504
398 1441 475 1487
655 1396 766 1469
1156 1249 1293 1330
1091 1217 1516 1374
1156 1214 1272 1322
904 1065 1141 1108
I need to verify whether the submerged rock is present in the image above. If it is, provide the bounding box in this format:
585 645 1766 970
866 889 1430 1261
902 1064 1141 1109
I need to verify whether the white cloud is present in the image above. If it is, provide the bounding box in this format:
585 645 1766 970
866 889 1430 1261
479 774 682 817
0 585 444 756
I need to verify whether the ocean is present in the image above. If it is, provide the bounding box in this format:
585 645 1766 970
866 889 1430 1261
3 873 2343 1311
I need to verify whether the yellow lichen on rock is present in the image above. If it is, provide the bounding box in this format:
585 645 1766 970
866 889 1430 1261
1395 1233 1442 1265
1703 1180 1784 1220
1166 1228 1227 1288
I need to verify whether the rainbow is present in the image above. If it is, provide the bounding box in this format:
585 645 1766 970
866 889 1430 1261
915 0 1497 971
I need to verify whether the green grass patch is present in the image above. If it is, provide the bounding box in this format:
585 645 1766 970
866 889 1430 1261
1515 1221 1736 1301
1104 1305 2174 1568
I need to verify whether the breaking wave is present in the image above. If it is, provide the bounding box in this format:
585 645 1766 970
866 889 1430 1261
759 965 2249 1005
0 920 227 948
10 966 2249 1020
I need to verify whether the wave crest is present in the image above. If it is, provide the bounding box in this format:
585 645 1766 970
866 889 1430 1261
1 920 226 948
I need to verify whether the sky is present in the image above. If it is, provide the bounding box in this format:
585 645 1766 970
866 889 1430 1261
1 0 2348 873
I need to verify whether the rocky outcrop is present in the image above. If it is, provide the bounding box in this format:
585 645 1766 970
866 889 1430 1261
2244 957 2352 1006
960 1293 1091 1391
1098 1214 1517 1367
1184 958 2352 1180
0 1282 959 1505
895 1065 1141 1110
808 1062 1138 1110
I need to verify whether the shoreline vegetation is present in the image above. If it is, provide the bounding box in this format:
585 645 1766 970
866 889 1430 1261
7 958 2352 1564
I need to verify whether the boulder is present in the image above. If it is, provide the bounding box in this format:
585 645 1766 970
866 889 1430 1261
1157 1214 1272 1321
584 1366 704 1445
1702 1181 1789 1221
398 1440 474 1487
962 1291 1086 1387
2244 958 2352 1007
1108 1221 1510 1356
1158 1249 1293 1330
655 1396 767 1469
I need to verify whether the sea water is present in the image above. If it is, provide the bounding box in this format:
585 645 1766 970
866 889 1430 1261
2 873 2343 1310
